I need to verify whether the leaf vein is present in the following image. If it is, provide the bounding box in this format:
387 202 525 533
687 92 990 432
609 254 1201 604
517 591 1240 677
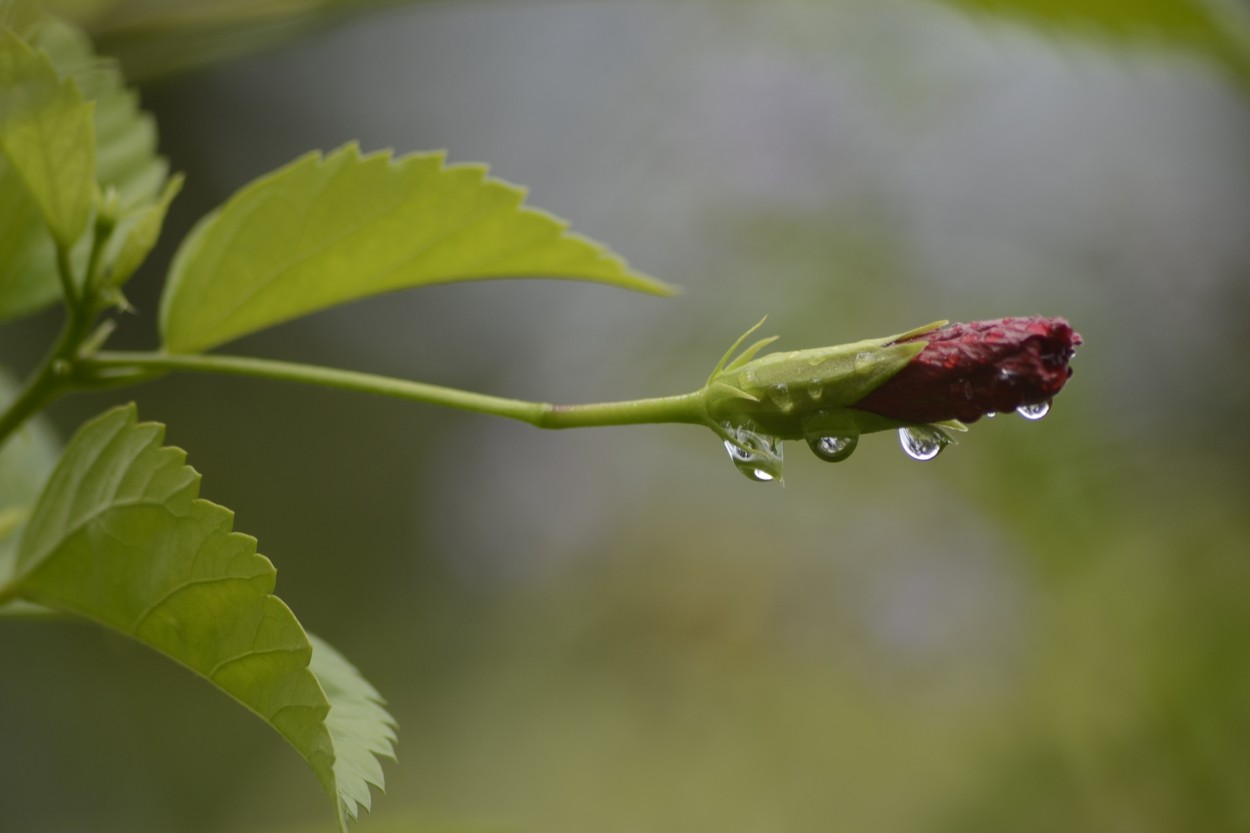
130 572 258 634
195 171 413 332
209 644 305 680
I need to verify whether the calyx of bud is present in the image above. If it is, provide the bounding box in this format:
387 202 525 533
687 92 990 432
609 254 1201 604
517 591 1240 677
702 319 950 440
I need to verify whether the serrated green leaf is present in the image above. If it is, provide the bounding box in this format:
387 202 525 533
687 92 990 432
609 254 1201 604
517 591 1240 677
310 633 398 823
0 155 58 319
7 404 392 830
0 27 94 247
0 14 52 318
33 17 168 210
0 366 59 607
159 143 674 354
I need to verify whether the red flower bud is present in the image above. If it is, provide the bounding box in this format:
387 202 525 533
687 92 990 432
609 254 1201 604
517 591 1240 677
853 316 1082 424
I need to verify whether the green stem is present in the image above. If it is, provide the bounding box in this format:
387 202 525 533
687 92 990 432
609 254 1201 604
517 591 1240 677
0 242 103 448
0 322 76 448
54 243 79 308
83 219 110 297
83 351 710 430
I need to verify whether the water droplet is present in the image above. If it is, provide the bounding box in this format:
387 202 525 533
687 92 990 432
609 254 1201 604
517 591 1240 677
722 423 784 483
1016 401 1050 420
807 380 824 402
769 383 793 412
898 425 951 461
853 351 877 372
801 410 860 463
807 433 858 463
985 411 997 419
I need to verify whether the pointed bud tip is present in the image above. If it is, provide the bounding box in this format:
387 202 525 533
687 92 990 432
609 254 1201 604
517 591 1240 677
853 316 1082 425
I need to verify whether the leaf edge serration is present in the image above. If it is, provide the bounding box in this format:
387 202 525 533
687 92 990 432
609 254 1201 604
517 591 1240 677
13 403 393 831
159 142 674 354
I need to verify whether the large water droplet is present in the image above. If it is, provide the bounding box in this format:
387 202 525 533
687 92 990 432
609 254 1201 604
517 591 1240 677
807 380 824 402
722 423 784 483
1016 401 1050 420
801 410 860 464
808 433 858 463
898 425 951 461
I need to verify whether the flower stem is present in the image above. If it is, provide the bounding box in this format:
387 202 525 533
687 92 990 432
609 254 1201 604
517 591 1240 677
83 350 709 430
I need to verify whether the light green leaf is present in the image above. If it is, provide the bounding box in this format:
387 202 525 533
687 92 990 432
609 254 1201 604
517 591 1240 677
33 17 168 210
0 0 42 34
160 143 674 354
0 366 59 613
938 0 1250 85
8 404 393 830
106 171 183 289
0 155 58 319
0 26 94 247
310 633 398 823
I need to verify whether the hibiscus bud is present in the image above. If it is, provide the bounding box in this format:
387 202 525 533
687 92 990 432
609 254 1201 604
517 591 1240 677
701 316 1082 480
853 316 1082 425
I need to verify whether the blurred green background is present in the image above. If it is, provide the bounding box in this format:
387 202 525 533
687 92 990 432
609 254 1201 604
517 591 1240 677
3 1 1250 831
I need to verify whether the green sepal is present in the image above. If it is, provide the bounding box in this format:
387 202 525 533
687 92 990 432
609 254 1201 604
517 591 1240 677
707 316 769 381
703 320 945 439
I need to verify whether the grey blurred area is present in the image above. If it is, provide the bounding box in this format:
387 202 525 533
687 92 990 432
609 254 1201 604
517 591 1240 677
3 2 1250 831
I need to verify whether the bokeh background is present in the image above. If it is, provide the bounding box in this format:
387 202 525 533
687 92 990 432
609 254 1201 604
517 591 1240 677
3 1 1250 831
